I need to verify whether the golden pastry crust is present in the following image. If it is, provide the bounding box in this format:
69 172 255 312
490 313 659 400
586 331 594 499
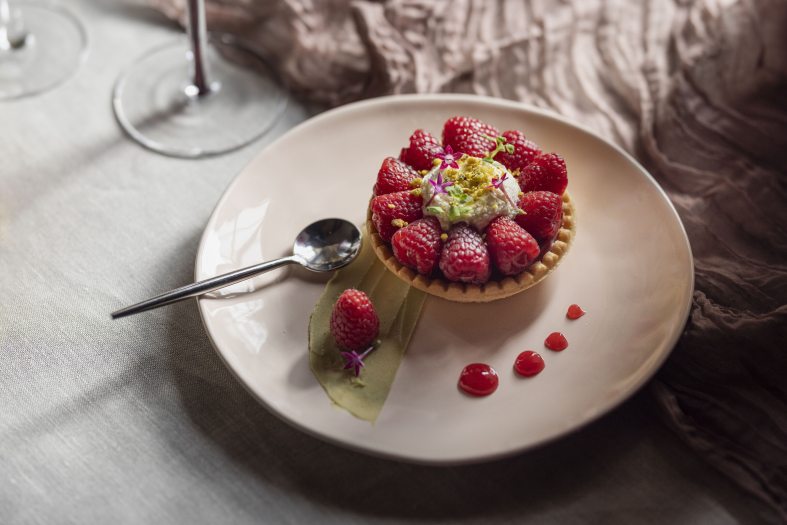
367 192 575 303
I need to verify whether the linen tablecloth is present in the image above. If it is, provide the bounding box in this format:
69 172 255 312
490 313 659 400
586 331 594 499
1 1 783 523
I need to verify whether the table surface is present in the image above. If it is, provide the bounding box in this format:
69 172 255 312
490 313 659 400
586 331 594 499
0 2 773 524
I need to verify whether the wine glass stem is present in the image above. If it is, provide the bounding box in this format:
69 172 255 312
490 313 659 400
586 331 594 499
186 0 211 96
0 0 24 51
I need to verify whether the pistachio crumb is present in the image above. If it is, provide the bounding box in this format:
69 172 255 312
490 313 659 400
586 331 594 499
410 188 423 197
440 233 448 242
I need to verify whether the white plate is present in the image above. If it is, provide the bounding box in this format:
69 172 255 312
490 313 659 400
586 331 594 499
196 94 693 465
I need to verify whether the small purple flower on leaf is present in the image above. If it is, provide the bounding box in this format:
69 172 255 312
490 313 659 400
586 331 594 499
426 171 454 206
341 345 375 377
435 145 459 170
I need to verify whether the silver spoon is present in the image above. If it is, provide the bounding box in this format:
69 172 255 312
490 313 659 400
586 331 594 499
111 218 361 319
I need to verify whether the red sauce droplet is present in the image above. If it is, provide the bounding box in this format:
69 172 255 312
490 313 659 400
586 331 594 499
458 363 499 396
566 304 586 320
545 332 568 351
514 351 545 377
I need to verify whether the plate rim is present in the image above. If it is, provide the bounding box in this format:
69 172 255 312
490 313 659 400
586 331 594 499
194 93 695 465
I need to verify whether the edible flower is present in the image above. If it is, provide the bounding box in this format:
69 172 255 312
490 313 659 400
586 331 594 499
341 345 375 377
426 171 454 206
486 171 518 207
435 145 459 170
487 172 508 191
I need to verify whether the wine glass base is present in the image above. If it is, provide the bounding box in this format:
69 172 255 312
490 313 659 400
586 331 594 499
112 37 287 158
0 3 86 100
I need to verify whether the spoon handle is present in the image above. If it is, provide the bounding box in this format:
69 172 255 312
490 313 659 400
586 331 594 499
111 255 302 319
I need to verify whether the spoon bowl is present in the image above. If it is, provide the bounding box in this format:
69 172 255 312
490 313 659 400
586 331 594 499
294 218 362 272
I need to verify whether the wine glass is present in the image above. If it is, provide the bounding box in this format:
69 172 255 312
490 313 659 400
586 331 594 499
0 0 86 100
112 0 286 158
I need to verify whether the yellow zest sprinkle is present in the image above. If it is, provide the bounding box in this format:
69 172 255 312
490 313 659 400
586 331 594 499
410 188 423 197
440 233 448 242
387 203 396 209
518 191 524 198
411 178 423 187
391 219 408 228
419 170 428 175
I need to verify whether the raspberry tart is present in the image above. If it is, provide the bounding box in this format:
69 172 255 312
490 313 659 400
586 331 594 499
368 116 575 302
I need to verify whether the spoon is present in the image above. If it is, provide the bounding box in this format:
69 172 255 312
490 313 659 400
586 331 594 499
111 218 361 319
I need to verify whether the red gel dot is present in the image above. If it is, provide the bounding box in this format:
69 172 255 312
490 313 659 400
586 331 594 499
545 332 568 351
458 363 499 396
514 351 545 377
566 304 586 320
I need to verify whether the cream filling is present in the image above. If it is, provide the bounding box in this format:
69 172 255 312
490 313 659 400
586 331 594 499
421 156 520 231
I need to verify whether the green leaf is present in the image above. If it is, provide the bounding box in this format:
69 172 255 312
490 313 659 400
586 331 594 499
505 144 515 154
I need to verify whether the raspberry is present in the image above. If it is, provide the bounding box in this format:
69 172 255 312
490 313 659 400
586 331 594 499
330 289 379 352
495 130 542 173
373 157 419 196
515 191 563 244
370 190 424 242
442 116 499 157
485 216 540 276
399 129 443 171
518 153 568 195
439 224 491 284
391 216 443 276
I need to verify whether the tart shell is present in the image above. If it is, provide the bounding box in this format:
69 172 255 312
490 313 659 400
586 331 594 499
367 192 576 303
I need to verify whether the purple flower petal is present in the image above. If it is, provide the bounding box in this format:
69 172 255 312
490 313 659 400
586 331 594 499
487 172 508 190
340 345 376 377
341 351 365 377
436 145 459 170
426 171 454 206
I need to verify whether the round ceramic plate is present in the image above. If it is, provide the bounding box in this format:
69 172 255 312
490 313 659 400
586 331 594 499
196 94 693 465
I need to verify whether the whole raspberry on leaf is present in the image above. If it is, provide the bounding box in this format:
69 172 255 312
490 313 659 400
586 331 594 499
374 157 419 196
485 216 540 276
495 130 542 173
439 224 491 284
400 129 443 171
391 216 443 276
370 190 424 242
442 116 499 158
516 191 563 244
518 153 568 195
330 289 379 352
